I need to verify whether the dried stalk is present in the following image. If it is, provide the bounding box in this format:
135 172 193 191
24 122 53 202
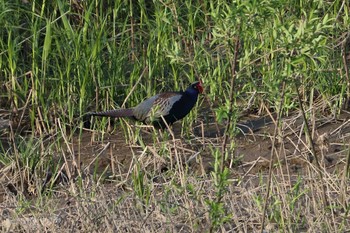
221 37 240 170
260 81 285 233
294 80 328 207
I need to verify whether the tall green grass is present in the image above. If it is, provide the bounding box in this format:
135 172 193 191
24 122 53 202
1 1 348 131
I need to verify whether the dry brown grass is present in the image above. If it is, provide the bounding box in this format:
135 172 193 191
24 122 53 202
1 104 350 232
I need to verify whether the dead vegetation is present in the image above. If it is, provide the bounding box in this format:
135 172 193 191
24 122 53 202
1 97 350 232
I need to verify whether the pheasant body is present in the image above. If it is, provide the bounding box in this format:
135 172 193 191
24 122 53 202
89 81 203 128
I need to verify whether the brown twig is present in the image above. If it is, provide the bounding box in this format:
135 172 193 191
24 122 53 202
340 144 350 207
122 66 148 108
342 35 350 109
294 80 328 207
209 33 240 233
203 94 221 137
221 37 240 170
130 0 135 61
260 81 286 233
193 67 221 138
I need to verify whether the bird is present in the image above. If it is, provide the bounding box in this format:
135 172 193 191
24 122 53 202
88 81 203 128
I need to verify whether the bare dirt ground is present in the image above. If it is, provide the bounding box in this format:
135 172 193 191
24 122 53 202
1 108 350 231
68 110 350 179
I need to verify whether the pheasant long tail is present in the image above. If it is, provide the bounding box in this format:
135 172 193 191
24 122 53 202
89 108 134 118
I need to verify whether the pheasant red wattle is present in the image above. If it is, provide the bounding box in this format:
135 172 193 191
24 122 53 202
89 81 203 128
